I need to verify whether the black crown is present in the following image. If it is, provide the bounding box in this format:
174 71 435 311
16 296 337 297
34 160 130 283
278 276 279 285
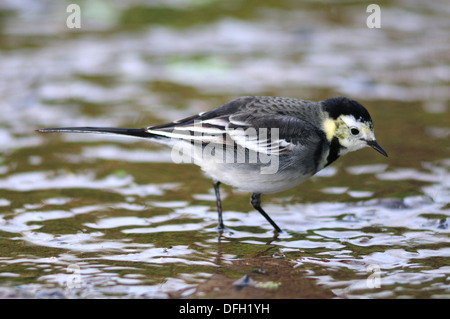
322 97 372 123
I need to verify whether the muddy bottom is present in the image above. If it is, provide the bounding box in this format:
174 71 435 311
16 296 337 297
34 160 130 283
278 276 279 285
186 256 335 299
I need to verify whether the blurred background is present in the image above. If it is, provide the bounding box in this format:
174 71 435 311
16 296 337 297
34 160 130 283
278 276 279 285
0 0 448 299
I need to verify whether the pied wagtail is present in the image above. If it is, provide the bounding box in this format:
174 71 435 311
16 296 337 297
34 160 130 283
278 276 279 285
37 96 388 233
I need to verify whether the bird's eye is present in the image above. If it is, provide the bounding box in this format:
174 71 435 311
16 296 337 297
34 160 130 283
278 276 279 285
350 128 360 135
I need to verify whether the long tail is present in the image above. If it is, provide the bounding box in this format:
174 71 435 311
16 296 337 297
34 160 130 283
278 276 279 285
36 127 155 139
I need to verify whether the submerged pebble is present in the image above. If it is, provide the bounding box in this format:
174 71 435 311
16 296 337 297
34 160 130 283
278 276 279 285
233 275 256 289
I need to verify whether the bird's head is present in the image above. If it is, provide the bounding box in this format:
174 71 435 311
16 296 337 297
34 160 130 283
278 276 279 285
321 97 388 157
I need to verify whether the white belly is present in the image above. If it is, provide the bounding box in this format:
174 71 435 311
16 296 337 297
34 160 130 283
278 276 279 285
169 140 314 194
200 160 312 194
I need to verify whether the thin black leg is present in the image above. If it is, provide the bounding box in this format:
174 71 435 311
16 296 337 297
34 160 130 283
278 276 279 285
250 193 282 233
213 181 225 230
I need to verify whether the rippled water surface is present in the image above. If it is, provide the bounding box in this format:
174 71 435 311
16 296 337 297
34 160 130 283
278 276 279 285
0 0 449 299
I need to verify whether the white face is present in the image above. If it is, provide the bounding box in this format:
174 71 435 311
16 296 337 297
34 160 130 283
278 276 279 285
335 115 375 155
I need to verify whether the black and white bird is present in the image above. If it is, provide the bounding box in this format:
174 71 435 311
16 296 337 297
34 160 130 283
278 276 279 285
37 96 388 233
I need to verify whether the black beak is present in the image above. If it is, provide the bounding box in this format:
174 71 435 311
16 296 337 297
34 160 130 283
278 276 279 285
367 140 388 157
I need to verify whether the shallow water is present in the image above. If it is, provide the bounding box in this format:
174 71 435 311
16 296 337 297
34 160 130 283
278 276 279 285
0 0 449 299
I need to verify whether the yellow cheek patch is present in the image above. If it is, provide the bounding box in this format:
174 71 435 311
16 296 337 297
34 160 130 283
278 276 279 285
361 124 372 136
322 118 337 141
